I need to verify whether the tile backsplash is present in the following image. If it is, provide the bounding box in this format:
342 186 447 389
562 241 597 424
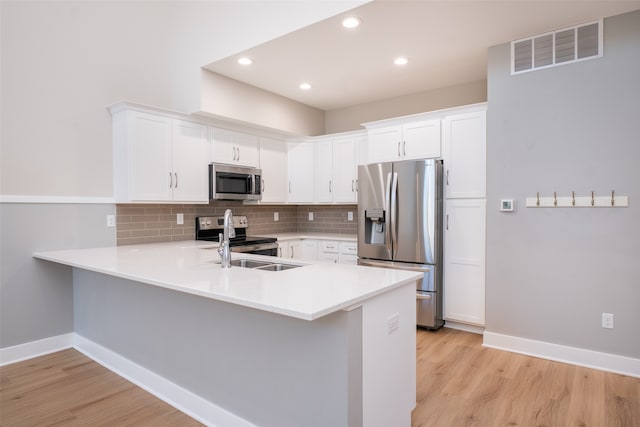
116 202 358 246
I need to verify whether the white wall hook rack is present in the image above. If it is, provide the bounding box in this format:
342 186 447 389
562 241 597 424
526 191 629 208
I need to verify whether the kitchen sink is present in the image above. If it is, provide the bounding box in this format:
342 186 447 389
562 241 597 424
255 263 299 271
214 258 302 271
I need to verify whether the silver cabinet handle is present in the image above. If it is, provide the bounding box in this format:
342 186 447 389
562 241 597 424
403 140 406 156
446 214 449 230
237 146 240 162
262 180 265 193
446 170 450 186
288 181 291 194
356 179 358 192
290 246 294 258
351 179 355 192
169 172 173 188
329 180 332 193
174 173 178 188
278 247 282 257
397 141 401 157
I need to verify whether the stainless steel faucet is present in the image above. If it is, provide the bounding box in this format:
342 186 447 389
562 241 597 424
217 209 235 268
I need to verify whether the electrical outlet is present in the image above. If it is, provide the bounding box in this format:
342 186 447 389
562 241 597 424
309 212 314 221
348 211 354 221
176 213 184 225
274 212 279 222
602 312 614 329
106 215 116 227
387 313 399 334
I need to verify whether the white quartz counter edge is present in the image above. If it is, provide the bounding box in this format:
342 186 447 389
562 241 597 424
33 241 420 322
262 232 356 242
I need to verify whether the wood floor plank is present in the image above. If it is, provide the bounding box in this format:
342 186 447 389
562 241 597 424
1 330 638 427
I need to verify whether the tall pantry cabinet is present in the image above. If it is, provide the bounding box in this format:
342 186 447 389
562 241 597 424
441 108 487 326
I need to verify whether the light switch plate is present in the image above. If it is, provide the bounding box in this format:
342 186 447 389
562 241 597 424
348 211 354 221
106 215 116 227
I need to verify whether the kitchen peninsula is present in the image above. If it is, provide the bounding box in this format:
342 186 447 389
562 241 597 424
34 241 421 427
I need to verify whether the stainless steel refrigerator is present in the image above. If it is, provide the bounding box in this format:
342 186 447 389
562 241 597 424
357 159 444 329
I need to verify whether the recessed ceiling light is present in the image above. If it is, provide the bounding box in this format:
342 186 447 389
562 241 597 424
394 57 408 66
237 57 253 66
299 83 312 90
342 16 361 29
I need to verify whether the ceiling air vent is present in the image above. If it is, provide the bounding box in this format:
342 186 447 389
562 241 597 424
511 20 602 75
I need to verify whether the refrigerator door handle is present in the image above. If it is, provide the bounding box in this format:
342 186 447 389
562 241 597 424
390 171 399 259
416 294 432 300
385 172 393 256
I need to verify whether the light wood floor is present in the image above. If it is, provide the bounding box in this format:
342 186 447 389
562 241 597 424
1 329 638 426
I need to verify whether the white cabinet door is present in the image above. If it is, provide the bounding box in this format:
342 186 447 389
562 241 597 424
290 240 304 260
333 137 358 203
211 128 259 167
443 199 486 326
234 132 260 168
259 137 287 203
302 240 318 261
314 140 333 203
442 110 486 198
130 112 173 201
171 120 209 202
403 119 441 160
367 126 403 163
287 142 314 203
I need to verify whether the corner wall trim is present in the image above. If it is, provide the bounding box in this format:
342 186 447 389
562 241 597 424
483 331 640 378
0 333 75 366
74 334 255 427
0 195 115 204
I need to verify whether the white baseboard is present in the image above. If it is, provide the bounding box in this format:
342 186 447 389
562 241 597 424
0 333 75 366
444 320 485 335
483 331 640 378
73 334 255 427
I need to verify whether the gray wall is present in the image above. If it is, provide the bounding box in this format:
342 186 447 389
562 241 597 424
74 269 362 427
486 10 640 358
0 204 115 348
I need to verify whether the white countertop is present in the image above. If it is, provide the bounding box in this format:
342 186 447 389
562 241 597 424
33 241 420 321
264 232 356 242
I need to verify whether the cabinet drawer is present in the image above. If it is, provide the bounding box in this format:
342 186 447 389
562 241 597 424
320 241 339 253
339 254 358 265
339 242 357 255
318 254 339 264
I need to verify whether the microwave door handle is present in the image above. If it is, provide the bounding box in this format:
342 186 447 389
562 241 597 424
390 172 398 259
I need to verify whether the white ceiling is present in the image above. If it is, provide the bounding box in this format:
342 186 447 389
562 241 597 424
204 1 640 111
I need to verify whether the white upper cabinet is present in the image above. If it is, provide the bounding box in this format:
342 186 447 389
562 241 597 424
367 119 440 163
111 108 208 203
314 139 333 203
441 110 486 199
211 128 259 168
259 137 287 204
332 136 358 203
287 142 314 203
171 120 210 202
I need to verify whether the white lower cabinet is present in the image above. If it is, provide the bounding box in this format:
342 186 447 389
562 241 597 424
339 242 358 265
443 199 486 326
278 240 304 260
318 240 340 264
302 240 318 261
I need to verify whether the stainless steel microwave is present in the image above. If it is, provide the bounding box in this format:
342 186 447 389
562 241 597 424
209 163 262 201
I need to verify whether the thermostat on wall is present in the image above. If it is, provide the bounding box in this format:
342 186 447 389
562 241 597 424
501 199 515 212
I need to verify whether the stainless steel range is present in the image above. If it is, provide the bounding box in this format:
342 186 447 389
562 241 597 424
195 215 278 256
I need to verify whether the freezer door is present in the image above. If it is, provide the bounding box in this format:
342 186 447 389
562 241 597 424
416 291 438 328
392 160 441 264
357 162 393 261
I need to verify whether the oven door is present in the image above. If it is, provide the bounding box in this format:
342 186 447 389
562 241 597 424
230 242 278 256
